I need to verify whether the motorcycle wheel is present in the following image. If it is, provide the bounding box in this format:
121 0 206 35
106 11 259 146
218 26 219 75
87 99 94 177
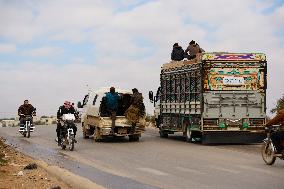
61 144 66 150
26 125 30 138
61 138 66 150
261 141 276 165
69 135 75 151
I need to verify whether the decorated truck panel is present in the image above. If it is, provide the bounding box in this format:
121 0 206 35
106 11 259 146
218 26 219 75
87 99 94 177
154 52 267 143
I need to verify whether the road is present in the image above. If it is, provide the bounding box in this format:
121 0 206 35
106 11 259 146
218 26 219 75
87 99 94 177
0 125 283 189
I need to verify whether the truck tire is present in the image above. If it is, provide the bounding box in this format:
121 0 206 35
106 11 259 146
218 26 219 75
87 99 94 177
129 135 140 142
185 126 192 142
159 130 168 138
82 123 89 139
94 127 103 142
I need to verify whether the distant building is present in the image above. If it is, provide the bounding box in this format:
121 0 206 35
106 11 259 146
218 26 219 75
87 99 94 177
40 117 56 125
0 116 56 126
1 120 19 127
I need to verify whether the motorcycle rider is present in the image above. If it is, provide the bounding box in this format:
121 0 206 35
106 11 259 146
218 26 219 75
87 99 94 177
265 109 284 155
56 101 78 145
18 100 36 131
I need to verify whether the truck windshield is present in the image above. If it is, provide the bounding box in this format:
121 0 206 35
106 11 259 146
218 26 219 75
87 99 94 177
203 63 265 91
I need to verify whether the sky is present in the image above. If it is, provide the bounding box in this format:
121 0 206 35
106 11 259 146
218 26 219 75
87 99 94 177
0 0 284 118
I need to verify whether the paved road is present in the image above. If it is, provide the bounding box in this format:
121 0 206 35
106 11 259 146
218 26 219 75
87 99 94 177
0 125 284 189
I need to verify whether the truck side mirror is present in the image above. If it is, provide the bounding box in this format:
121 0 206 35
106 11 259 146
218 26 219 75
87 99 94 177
149 91 154 103
77 101 83 108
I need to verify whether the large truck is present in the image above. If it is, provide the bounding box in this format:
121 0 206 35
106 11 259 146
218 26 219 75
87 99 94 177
149 52 267 143
78 87 145 142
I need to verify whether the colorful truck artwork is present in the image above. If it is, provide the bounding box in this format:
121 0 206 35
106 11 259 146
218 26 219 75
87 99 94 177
149 53 267 144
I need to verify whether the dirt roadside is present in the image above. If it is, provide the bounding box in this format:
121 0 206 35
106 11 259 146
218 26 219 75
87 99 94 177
0 137 72 189
0 137 105 189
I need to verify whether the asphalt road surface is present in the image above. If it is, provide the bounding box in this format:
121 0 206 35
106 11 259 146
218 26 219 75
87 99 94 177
0 125 283 189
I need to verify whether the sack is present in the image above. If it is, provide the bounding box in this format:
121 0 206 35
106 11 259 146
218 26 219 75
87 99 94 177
125 105 140 123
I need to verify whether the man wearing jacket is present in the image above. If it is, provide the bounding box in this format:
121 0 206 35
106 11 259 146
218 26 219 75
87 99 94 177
18 100 36 131
171 43 185 61
105 87 120 133
56 101 78 145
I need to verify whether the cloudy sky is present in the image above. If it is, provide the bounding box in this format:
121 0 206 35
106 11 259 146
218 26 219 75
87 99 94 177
0 0 283 118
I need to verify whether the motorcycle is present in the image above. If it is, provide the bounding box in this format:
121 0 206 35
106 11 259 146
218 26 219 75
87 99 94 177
261 125 284 165
19 115 35 138
59 114 76 151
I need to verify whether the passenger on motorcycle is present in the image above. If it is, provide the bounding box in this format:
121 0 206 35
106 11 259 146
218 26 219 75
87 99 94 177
265 109 284 155
56 101 78 146
18 100 36 131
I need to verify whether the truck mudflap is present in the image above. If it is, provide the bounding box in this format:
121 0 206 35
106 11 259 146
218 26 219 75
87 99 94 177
202 131 266 144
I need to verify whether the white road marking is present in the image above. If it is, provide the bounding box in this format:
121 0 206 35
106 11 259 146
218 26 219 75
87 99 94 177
210 165 240 174
175 166 205 175
137 167 169 176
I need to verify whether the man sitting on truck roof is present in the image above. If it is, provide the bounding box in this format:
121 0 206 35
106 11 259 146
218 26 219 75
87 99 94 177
106 87 120 133
185 40 203 60
171 43 185 61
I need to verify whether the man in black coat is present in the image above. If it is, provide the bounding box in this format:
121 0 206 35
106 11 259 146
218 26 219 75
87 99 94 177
171 43 185 61
18 100 36 131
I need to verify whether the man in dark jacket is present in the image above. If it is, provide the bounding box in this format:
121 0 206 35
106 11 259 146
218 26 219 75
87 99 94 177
171 43 185 61
18 100 36 131
56 101 78 145
105 87 120 133
128 88 145 133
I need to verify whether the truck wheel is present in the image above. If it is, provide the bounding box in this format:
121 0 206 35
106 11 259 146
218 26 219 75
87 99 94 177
83 130 89 139
82 123 89 139
129 135 140 142
94 127 102 142
159 130 168 138
185 126 192 142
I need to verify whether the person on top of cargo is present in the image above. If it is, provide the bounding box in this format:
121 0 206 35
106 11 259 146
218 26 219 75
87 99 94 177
105 87 120 133
185 40 201 60
265 109 284 155
56 101 78 145
18 100 36 131
171 43 185 61
196 43 205 53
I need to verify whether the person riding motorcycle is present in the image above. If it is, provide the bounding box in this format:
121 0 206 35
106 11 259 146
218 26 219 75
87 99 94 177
265 109 284 155
18 100 36 131
56 101 78 145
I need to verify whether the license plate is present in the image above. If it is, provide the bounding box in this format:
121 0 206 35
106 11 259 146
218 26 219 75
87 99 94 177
227 127 240 131
223 76 244 85
118 128 127 134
